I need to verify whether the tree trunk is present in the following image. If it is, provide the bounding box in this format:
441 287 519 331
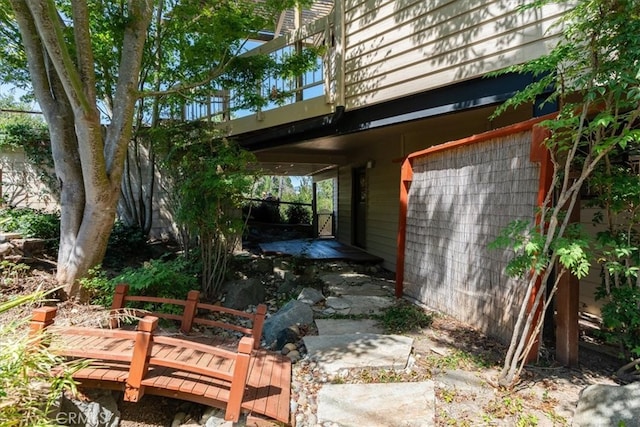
10 0 154 299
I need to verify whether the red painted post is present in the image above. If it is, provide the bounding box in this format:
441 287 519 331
225 337 254 422
110 284 129 328
180 290 200 334
124 316 157 402
29 307 57 345
251 304 267 350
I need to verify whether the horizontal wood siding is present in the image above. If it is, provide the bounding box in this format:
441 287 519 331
366 155 401 271
343 0 566 109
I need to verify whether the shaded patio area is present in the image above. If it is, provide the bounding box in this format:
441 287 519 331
258 238 383 263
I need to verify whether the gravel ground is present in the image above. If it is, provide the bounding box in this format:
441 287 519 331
1 259 623 427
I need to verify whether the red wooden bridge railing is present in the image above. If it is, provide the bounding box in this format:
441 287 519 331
30 306 254 422
109 284 266 349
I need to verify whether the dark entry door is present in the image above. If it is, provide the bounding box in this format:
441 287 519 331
352 167 367 248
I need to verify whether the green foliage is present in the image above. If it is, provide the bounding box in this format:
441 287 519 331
114 256 199 299
154 122 257 298
490 220 591 279
598 286 640 359
83 256 200 312
427 349 495 371
0 260 30 288
0 207 60 240
378 301 433 334
103 221 149 267
285 203 311 225
490 0 640 386
246 198 282 223
79 267 114 307
0 331 78 426
0 109 48 151
0 100 57 205
0 290 80 427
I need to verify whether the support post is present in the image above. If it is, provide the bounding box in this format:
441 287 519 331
181 290 200 333
110 283 129 328
125 316 158 402
225 337 254 422
30 307 57 345
312 182 318 238
252 304 267 350
556 191 581 366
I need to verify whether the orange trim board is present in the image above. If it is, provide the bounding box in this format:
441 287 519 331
395 114 556 300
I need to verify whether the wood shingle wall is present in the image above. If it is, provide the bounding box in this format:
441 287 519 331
403 131 539 341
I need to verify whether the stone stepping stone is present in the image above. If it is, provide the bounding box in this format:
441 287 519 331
328 281 391 296
303 333 413 374
317 382 434 427
574 382 640 427
324 295 394 315
315 318 384 335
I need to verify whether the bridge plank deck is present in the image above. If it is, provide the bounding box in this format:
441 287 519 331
57 331 291 424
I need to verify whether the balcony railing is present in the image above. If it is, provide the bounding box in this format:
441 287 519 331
181 7 342 125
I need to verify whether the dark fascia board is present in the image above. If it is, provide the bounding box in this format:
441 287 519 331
235 72 548 151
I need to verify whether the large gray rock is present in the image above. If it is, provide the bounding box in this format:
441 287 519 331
57 390 120 427
573 382 640 427
223 278 265 310
297 287 325 305
263 300 314 346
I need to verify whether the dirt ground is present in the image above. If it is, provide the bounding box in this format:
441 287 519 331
0 258 624 427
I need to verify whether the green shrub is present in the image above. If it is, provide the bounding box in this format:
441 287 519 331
108 256 200 315
378 302 433 334
598 285 640 359
0 207 60 240
103 221 149 266
83 257 200 314
79 267 114 307
0 260 30 289
114 255 199 298
286 204 311 225
107 221 147 251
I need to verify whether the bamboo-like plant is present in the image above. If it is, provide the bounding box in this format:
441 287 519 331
0 290 80 426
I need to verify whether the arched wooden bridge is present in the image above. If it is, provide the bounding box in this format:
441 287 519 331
30 286 291 424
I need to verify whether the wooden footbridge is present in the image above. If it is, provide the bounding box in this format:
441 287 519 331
30 285 291 424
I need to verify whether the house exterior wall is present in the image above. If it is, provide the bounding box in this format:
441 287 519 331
0 147 57 211
403 130 539 341
335 134 402 270
0 146 175 241
343 0 565 110
337 165 353 245
578 207 632 318
118 143 177 241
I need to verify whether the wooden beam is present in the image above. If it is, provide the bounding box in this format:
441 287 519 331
555 192 581 366
110 283 129 328
180 290 200 334
225 337 254 422
252 304 267 350
124 316 158 402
